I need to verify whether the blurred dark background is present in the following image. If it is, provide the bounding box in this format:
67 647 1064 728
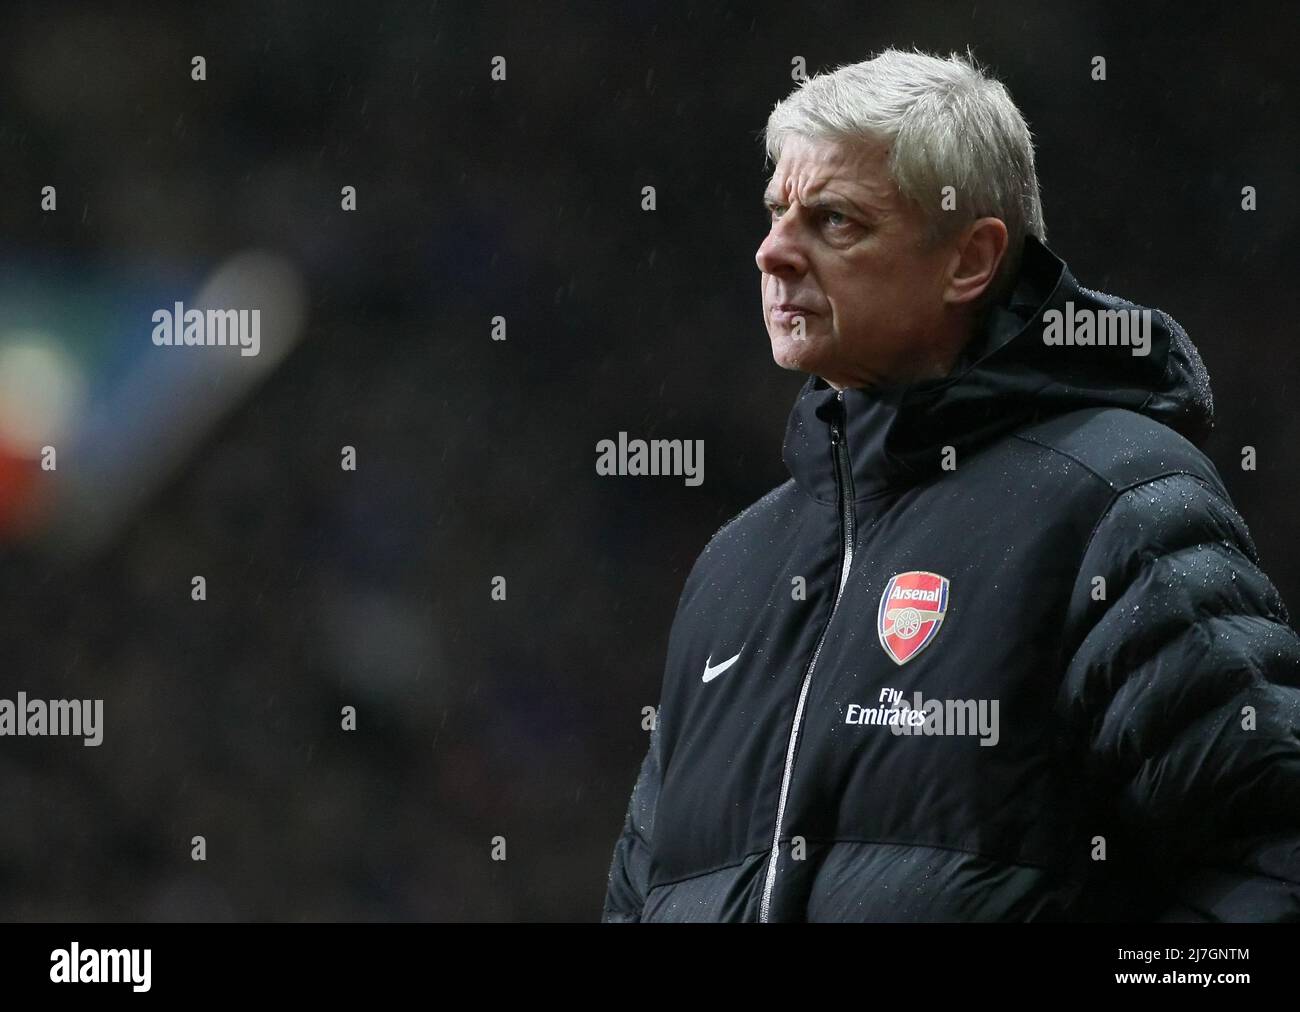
0 1 1295 919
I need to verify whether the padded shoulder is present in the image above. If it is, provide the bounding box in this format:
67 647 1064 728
1014 406 1223 495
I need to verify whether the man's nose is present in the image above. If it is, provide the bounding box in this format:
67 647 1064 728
755 216 808 276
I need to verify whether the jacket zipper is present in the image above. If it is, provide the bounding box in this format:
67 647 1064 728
759 389 856 922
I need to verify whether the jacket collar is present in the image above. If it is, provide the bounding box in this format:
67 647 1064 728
780 235 1213 505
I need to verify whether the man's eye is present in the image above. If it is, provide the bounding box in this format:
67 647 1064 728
765 205 850 228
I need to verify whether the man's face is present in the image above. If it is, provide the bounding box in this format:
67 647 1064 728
756 133 961 389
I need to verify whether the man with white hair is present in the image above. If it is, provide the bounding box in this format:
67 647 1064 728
602 48 1300 922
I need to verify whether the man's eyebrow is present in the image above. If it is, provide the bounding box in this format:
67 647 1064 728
761 191 862 214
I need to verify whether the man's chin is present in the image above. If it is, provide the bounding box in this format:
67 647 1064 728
769 337 819 375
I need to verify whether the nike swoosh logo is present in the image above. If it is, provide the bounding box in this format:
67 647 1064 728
702 649 743 683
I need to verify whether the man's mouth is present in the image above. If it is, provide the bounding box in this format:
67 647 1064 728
773 304 816 322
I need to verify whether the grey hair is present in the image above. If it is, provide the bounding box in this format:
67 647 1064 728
762 47 1046 297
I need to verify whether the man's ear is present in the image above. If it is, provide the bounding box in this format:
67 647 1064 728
944 217 1009 306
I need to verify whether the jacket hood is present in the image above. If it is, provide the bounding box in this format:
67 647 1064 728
781 235 1215 503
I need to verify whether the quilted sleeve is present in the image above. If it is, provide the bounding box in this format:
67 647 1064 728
601 718 662 922
1059 471 1300 921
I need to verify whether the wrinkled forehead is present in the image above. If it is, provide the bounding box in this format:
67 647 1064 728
765 133 900 213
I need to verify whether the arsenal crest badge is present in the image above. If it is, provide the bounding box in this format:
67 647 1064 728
877 571 950 666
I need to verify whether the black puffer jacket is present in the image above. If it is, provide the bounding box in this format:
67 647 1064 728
602 235 1300 922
